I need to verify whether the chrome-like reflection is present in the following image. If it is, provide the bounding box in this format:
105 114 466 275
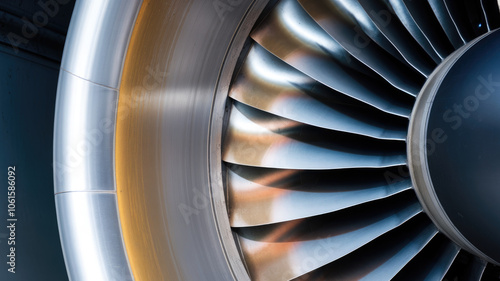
223 102 407 170
228 165 413 227
235 192 423 281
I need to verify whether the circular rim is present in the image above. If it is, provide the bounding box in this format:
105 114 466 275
53 0 142 280
209 0 271 278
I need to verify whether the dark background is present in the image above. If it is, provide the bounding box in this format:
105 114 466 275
0 1 75 280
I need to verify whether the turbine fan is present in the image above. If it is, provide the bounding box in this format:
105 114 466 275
221 0 500 280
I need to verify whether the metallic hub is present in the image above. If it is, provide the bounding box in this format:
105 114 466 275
409 29 500 266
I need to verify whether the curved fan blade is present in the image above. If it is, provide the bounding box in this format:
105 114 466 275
441 251 488 281
293 214 437 281
252 0 370 75
480 0 492 31
250 0 415 117
467 257 487 280
392 234 460 281
228 165 412 227
222 102 407 169
443 0 479 42
297 0 425 96
464 1 489 35
386 0 442 62
427 0 467 48
230 44 408 140
235 191 421 281
357 0 437 76
310 0 409 64
396 0 455 59
481 0 500 30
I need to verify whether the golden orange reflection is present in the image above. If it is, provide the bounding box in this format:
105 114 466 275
116 0 190 280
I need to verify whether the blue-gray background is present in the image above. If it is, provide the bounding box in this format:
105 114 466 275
0 1 75 280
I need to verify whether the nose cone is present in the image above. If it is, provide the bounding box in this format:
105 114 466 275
409 29 500 265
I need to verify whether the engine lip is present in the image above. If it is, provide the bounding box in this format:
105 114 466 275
53 0 143 280
407 30 498 266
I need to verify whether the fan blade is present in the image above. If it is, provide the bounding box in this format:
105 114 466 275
251 0 415 117
304 0 409 64
236 191 421 281
222 102 407 170
297 0 425 96
481 0 500 30
357 0 437 76
293 214 437 281
392 234 460 281
443 0 477 42
427 0 466 48
230 44 409 140
466 256 488 281
386 0 442 62
228 165 412 227
398 0 455 59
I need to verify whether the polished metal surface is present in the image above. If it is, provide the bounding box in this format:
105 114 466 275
237 193 422 281
230 44 408 140
61 0 142 88
115 0 268 280
386 0 442 63
222 0 500 280
391 236 460 281
357 0 437 76
389 0 455 60
228 166 412 227
320 0 407 63
56 192 133 281
442 0 478 42
427 0 466 48
54 70 117 193
299 216 439 281
250 0 415 118
223 102 407 170
54 0 500 279
298 0 426 97
54 0 142 280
